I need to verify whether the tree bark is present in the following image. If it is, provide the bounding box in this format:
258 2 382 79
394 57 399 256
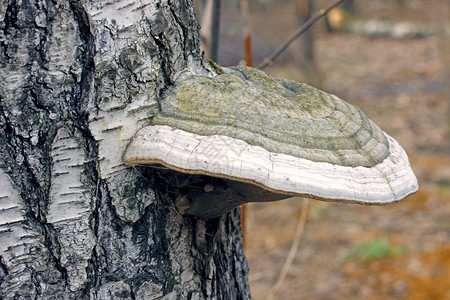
0 0 250 299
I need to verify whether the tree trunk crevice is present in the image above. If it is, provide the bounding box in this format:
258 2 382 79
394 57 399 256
0 0 250 298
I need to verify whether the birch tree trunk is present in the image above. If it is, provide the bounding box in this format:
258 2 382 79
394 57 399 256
0 0 250 299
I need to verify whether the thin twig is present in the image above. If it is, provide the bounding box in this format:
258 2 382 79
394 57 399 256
266 198 310 300
239 0 252 250
240 0 253 67
256 0 348 69
210 0 221 61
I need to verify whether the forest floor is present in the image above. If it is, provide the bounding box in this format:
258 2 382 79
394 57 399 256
214 0 449 299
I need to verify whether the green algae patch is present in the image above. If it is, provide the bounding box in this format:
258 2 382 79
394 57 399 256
206 59 225 74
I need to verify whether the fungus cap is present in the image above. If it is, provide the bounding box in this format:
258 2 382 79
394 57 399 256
123 66 418 206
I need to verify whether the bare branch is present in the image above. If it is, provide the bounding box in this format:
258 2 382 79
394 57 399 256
266 199 310 300
257 0 348 69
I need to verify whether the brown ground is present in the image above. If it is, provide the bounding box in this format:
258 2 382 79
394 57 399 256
213 0 450 299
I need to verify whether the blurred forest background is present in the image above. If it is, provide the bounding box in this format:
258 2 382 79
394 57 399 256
195 0 449 299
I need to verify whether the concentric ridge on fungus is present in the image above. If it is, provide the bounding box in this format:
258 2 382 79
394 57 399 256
153 66 389 167
123 66 418 210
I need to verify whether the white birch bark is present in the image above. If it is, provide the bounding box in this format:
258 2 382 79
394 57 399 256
0 0 250 299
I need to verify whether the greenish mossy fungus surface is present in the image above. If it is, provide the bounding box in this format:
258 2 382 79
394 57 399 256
154 66 390 167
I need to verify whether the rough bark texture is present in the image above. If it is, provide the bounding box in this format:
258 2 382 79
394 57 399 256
0 0 250 299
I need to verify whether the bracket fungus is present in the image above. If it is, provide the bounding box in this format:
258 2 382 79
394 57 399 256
123 66 418 219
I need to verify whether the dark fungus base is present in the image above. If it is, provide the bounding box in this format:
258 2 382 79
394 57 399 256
149 164 287 219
